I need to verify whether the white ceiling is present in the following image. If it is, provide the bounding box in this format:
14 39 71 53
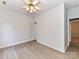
0 0 64 14
0 0 79 14
66 0 79 9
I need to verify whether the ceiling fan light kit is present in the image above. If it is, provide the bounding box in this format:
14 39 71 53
23 0 40 13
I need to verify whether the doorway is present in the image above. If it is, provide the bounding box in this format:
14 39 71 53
69 18 79 46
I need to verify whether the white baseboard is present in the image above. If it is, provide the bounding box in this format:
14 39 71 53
0 39 34 49
37 40 65 53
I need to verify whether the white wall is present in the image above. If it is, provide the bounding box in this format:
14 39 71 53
37 4 65 53
0 7 33 48
68 6 79 19
0 3 69 53
64 4 69 52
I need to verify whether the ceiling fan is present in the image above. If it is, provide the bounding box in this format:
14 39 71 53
23 0 40 13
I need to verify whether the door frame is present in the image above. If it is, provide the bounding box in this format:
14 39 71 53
69 18 79 45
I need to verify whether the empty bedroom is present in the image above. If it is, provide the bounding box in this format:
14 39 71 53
0 0 79 59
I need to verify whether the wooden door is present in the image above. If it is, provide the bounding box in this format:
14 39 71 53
71 21 79 46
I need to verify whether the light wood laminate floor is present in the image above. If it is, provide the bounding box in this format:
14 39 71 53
0 41 79 59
